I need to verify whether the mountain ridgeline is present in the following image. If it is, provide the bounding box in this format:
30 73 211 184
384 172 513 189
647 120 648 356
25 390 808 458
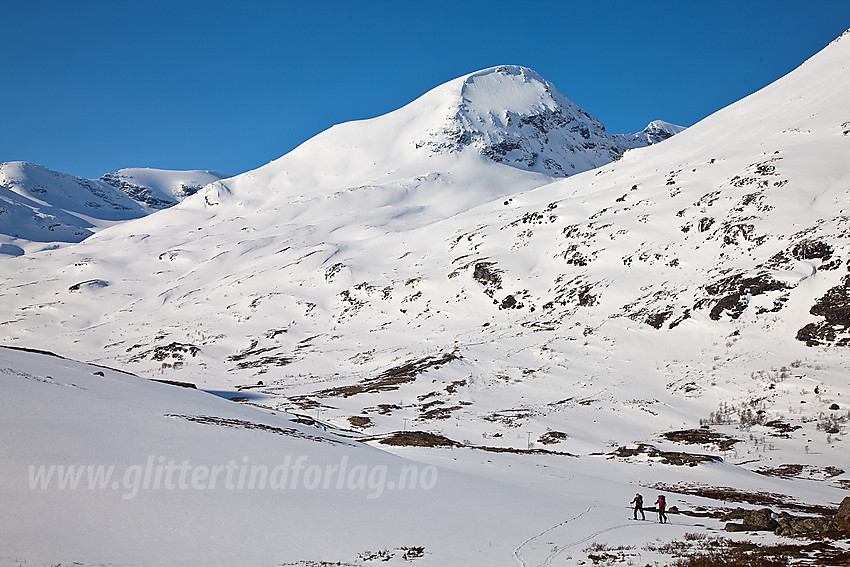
0 65 677 254
0 162 229 249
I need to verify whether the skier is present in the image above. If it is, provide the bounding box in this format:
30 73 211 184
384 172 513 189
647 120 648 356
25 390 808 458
656 494 667 524
630 493 645 520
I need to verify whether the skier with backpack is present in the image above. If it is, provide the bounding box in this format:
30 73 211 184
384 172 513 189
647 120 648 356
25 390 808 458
656 494 667 524
630 493 645 520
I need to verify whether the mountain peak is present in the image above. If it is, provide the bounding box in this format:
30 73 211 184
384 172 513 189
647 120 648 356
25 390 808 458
209 64 683 212
458 65 562 116
414 65 678 176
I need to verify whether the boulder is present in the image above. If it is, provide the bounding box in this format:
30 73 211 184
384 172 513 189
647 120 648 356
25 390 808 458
722 508 779 532
775 512 840 537
836 496 850 533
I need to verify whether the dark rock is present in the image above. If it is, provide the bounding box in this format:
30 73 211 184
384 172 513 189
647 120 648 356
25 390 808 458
775 512 840 537
661 428 740 451
538 431 568 445
500 295 522 309
791 239 833 261
700 273 788 321
836 496 850 533
473 262 503 290
810 275 850 325
610 443 720 466
380 431 459 447
798 275 850 346
698 217 715 232
150 379 197 389
577 287 597 307
722 508 779 531
725 522 759 532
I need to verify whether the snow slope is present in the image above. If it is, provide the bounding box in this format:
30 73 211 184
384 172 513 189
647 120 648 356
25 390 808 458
0 162 229 253
0 345 582 566
100 167 231 210
2 36 850 566
0 161 148 245
0 64 685 374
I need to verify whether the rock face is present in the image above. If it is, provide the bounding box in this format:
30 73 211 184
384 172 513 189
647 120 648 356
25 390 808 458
797 275 850 346
99 173 180 209
414 65 681 178
836 496 850 532
99 168 230 210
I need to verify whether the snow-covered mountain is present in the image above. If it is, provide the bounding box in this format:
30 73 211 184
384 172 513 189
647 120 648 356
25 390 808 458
100 167 231 210
0 162 229 254
410 65 680 176
1 68 668 255
3 34 850 566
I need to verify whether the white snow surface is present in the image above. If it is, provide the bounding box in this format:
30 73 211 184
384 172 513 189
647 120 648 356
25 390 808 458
0 162 229 252
2 34 850 566
100 167 231 210
0 346 576 566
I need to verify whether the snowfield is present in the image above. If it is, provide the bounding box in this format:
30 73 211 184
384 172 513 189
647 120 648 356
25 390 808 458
0 162 229 254
2 30 850 566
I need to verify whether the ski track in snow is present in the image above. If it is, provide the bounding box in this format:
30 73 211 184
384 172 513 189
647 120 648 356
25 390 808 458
513 505 688 566
512 505 593 567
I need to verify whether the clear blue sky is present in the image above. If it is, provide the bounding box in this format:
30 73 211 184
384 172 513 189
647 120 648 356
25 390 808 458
2 0 849 179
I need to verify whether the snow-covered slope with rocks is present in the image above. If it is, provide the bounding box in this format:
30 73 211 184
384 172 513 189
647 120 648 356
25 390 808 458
3 34 850 566
100 167 231 210
412 65 679 177
0 162 229 254
0 345 583 566
0 161 148 247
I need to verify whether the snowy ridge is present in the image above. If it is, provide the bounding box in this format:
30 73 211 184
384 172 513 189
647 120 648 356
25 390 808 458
0 161 146 247
186 65 679 237
0 162 229 253
626 119 687 145
100 167 230 211
414 65 678 176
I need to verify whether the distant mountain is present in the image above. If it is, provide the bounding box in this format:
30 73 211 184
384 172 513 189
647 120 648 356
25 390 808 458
628 119 687 145
190 65 681 240
100 167 231 210
0 162 229 253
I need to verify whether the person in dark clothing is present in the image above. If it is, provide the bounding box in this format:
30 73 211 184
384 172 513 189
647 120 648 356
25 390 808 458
656 494 667 524
630 493 645 520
